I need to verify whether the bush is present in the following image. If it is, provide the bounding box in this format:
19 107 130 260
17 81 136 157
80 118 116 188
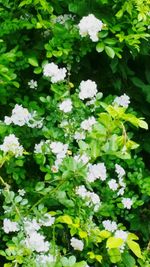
0 1 150 266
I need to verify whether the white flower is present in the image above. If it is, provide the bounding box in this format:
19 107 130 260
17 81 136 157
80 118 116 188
43 62 58 77
3 219 19 233
76 185 101 211
54 14 74 24
81 116 96 131
115 230 128 241
115 164 125 178
76 185 87 198
4 104 42 128
87 163 107 183
118 177 126 187
28 79 37 89
113 94 130 108
60 120 69 127
102 220 117 232
34 140 45 154
18 189 25 196
74 154 89 164
78 14 103 42
117 187 125 196
43 62 67 83
122 198 133 209
36 254 56 265
50 141 68 158
25 232 49 252
70 237 84 251
4 116 12 125
24 218 40 234
59 99 72 113
74 131 85 141
5 104 31 126
0 134 23 157
79 80 98 100
39 214 55 227
88 192 101 211
108 179 119 191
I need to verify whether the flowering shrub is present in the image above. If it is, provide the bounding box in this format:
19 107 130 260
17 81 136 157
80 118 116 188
0 1 150 267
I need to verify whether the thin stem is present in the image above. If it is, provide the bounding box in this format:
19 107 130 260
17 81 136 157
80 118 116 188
0 176 10 191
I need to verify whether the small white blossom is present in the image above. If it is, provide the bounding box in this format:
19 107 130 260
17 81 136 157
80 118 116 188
108 179 119 191
39 214 55 227
3 218 19 233
60 120 69 127
117 187 125 196
24 218 40 234
88 192 101 211
25 232 49 252
113 94 130 108
70 237 84 251
36 254 56 265
0 134 23 157
122 198 133 209
81 116 96 131
54 14 74 24
50 141 68 159
115 164 125 178
4 116 12 125
43 62 67 83
76 185 101 212
79 80 98 100
76 185 87 198
102 220 117 232
18 189 25 196
4 104 43 128
87 163 107 183
4 104 31 126
118 177 126 187
34 141 44 154
78 14 103 42
115 230 128 241
74 154 89 164
28 79 37 89
59 99 72 113
74 131 85 141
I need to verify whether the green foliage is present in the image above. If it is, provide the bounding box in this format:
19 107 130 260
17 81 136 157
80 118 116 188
0 1 150 267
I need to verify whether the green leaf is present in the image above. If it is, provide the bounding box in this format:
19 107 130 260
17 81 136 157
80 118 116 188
122 252 136 267
127 240 143 258
34 67 42 74
28 57 39 67
57 215 73 225
105 46 115 58
96 42 105 52
138 119 148 130
108 248 121 263
35 182 45 191
106 237 124 248
99 230 111 238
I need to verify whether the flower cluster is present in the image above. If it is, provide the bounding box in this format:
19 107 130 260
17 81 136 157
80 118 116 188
87 163 107 182
70 237 84 251
43 62 67 83
4 104 43 128
78 14 103 42
113 94 130 108
102 220 117 232
59 98 73 113
79 80 98 100
0 134 23 157
81 116 96 131
76 185 101 212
